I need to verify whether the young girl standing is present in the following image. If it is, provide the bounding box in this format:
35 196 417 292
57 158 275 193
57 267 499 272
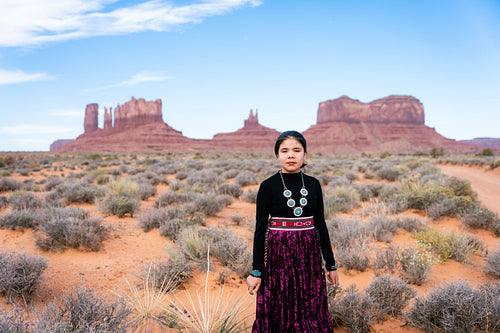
247 130 339 332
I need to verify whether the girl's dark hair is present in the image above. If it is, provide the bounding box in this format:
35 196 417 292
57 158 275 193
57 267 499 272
274 130 307 156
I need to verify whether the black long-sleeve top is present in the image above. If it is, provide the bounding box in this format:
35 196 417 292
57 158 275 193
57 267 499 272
251 171 336 273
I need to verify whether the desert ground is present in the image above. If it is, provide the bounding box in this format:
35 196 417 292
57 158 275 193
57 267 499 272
0 153 499 332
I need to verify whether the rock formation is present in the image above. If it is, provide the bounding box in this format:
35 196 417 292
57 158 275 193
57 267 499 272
49 139 74 151
304 95 475 154
460 138 500 148
113 98 163 129
208 110 280 152
83 103 98 133
104 107 112 130
52 95 478 153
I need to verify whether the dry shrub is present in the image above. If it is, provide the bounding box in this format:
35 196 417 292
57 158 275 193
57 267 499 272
486 246 500 278
0 209 39 230
234 170 258 187
329 284 376 333
101 178 141 217
0 250 47 304
54 180 106 204
405 281 499 332
217 183 243 198
8 191 41 210
193 194 233 216
366 274 416 320
0 178 23 191
36 215 108 252
34 286 130 332
397 246 439 286
241 189 257 203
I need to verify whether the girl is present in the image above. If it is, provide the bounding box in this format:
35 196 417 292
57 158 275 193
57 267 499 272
247 130 339 332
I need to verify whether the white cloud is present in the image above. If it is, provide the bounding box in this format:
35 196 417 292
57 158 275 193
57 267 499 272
111 71 175 87
0 0 262 47
1 124 77 135
0 68 53 84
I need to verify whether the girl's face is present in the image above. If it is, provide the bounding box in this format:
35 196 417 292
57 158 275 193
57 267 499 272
277 137 307 173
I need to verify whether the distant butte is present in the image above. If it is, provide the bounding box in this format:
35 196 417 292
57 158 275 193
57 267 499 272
52 95 478 153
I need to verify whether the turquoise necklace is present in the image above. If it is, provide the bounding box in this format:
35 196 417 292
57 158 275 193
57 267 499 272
279 170 308 216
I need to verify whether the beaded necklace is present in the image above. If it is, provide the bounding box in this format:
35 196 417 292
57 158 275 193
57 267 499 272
279 170 308 217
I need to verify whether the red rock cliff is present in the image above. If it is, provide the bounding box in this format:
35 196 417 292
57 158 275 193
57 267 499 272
113 97 163 129
84 103 98 133
317 95 424 124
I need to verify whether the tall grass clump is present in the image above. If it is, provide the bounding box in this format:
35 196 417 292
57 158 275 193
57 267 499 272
405 281 500 332
328 284 376 333
0 250 47 304
365 274 416 320
101 178 141 217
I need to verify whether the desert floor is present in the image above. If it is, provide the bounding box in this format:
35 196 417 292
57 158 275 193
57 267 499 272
1 162 499 332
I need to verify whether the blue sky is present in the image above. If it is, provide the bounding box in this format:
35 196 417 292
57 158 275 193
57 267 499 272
0 0 499 151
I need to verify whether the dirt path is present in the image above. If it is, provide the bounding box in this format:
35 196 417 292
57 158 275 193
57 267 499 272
438 164 500 215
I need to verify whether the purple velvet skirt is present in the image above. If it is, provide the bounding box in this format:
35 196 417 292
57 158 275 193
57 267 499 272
252 217 334 333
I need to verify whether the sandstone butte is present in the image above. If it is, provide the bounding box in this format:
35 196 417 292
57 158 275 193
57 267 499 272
52 95 478 154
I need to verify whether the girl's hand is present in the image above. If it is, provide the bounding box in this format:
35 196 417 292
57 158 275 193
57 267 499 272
246 275 262 295
326 270 339 286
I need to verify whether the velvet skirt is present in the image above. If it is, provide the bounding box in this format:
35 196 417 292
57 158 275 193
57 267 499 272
252 217 334 333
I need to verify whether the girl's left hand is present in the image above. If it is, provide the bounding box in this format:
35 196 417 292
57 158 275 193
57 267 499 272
326 270 339 286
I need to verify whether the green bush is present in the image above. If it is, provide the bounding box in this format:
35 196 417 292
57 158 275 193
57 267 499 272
101 178 141 217
413 229 485 263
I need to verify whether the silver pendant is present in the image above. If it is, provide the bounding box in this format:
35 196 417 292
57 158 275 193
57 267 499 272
300 188 308 196
287 199 295 207
294 207 303 216
283 189 292 198
299 197 307 206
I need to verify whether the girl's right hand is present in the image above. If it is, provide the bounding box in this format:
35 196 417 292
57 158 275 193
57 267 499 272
246 275 261 295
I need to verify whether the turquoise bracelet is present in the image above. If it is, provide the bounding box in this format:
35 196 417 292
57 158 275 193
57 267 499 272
250 269 262 277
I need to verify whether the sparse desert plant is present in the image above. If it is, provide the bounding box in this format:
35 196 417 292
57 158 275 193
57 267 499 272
397 246 439 285
36 215 108 251
0 306 30 332
234 170 258 187
486 246 500 278
138 207 168 232
217 183 243 198
8 190 41 210
405 281 499 332
413 228 485 263
0 250 47 304
376 166 400 181
0 195 7 209
35 286 130 332
0 209 38 230
101 178 141 217
54 180 106 204
395 216 428 233
161 252 250 333
335 240 371 272
43 176 64 191
229 214 246 225
426 196 475 220
459 204 500 234
374 245 399 275
137 182 157 200
145 258 193 293
328 284 376 333
327 217 369 250
241 188 257 203
365 274 416 320
186 170 220 188
366 216 398 243
193 194 233 216
154 191 196 207
159 207 205 240
177 227 210 264
0 178 23 191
